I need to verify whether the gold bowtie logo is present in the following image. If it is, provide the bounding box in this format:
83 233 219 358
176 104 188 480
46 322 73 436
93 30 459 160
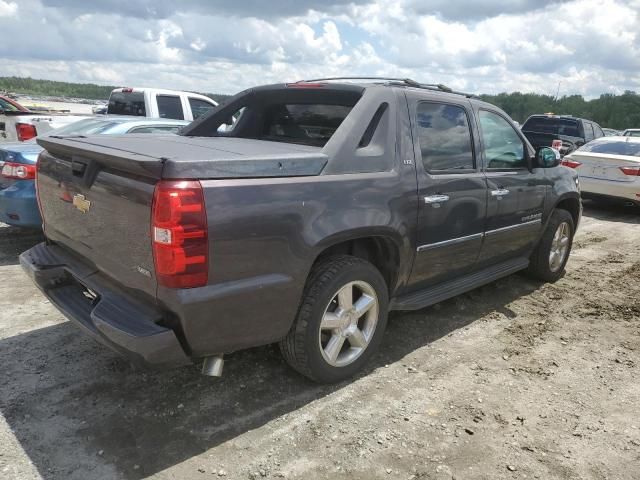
72 194 91 213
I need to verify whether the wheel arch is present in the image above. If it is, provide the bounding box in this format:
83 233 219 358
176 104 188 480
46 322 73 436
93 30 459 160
552 193 581 229
311 229 404 294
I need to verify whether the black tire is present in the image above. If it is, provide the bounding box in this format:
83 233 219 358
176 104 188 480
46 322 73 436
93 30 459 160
279 255 389 383
526 209 575 282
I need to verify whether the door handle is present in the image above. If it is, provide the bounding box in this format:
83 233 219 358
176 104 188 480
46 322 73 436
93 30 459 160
424 194 450 204
491 189 510 197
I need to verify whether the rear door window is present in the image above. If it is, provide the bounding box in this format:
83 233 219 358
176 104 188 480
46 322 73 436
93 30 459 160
479 110 526 169
189 98 215 119
107 92 146 116
157 95 184 120
415 102 474 172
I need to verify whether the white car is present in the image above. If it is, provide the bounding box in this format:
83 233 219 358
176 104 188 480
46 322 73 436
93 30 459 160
622 128 640 137
562 136 640 206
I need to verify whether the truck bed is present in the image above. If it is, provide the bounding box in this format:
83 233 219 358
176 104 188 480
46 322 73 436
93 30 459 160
38 135 329 179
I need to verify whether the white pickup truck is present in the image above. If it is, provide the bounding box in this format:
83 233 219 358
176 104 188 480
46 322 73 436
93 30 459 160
1 87 219 143
107 87 218 120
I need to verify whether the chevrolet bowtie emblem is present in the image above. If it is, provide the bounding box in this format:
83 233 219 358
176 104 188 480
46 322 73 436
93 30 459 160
72 194 91 213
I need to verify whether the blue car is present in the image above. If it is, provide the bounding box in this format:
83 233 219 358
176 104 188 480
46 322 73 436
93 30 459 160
0 116 189 228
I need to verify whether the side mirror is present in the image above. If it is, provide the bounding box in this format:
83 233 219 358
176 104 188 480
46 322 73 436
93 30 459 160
535 146 561 168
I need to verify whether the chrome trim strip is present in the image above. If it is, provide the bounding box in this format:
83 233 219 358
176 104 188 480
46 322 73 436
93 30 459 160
484 219 542 236
416 232 484 252
415 219 543 252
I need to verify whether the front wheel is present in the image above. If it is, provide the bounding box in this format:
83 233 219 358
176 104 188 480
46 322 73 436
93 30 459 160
279 255 389 383
526 209 575 282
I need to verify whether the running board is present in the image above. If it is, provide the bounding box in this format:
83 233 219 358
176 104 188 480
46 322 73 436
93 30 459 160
390 258 530 311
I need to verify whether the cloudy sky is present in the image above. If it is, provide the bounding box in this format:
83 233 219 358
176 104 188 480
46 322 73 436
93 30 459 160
0 0 638 97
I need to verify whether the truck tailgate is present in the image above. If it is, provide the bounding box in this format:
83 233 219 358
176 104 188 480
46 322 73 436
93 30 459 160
35 134 327 298
36 137 163 298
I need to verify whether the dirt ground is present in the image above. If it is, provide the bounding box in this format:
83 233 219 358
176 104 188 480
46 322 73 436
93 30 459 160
1 200 639 480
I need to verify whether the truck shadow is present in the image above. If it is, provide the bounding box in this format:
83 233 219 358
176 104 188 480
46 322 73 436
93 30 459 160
0 223 44 266
0 273 542 480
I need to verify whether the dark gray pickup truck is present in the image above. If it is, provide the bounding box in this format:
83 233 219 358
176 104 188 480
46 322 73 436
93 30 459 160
21 79 581 383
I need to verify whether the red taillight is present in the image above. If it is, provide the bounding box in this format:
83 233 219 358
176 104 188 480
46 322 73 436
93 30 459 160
151 180 208 288
619 166 640 176
1 161 37 179
561 159 582 169
121 87 134 93
16 123 37 141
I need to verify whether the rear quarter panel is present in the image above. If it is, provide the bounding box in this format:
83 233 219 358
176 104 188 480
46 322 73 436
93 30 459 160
161 170 418 356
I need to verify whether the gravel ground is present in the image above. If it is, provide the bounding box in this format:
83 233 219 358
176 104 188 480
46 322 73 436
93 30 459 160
0 200 639 480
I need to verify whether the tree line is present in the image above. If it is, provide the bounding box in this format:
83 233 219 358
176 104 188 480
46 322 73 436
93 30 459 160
480 91 640 130
1 76 638 129
0 76 230 105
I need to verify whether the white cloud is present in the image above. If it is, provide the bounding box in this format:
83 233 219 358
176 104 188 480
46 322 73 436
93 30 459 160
0 0 17 16
0 0 638 98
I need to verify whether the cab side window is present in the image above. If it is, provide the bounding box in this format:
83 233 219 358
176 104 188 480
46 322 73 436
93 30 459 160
189 98 215 119
157 95 184 120
479 110 526 169
416 102 474 172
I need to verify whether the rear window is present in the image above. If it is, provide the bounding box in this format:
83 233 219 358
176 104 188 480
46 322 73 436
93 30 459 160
578 139 640 157
624 130 640 137
48 118 125 136
127 125 183 134
261 104 352 147
522 117 580 137
107 92 146 116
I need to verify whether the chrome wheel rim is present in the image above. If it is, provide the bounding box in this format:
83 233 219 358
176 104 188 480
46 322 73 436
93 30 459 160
318 280 379 368
549 222 571 272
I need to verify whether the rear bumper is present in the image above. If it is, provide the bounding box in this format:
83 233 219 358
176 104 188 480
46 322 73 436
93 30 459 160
0 180 41 228
579 176 640 203
20 242 191 367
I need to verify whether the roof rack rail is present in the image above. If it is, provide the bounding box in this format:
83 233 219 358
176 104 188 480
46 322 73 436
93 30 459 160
298 77 477 98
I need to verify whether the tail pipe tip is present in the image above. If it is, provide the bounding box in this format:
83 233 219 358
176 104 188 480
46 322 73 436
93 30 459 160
202 355 224 377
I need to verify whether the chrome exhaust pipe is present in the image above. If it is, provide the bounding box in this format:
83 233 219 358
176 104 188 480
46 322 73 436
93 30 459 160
202 355 224 377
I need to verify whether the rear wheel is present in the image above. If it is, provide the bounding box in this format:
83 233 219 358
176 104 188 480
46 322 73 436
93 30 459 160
526 209 575 282
279 255 388 383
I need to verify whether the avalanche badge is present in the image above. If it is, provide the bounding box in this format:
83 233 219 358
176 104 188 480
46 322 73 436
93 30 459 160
72 194 91 213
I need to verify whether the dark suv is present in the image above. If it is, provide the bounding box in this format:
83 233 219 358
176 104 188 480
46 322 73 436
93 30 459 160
22 79 581 383
522 114 605 156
